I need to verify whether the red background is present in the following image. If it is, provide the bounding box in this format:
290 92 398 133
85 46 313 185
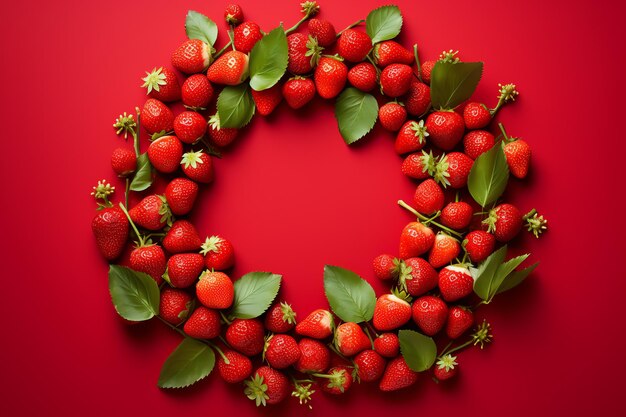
1 0 624 415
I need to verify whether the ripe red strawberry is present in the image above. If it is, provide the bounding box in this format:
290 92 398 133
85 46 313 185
412 295 448 336
335 322 370 357
226 318 265 356
434 354 458 381
196 271 234 309
251 83 283 116
421 60 435 84
111 148 137 177
355 350 386 382
128 195 171 230
184 305 221 339
201 235 234 270
92 206 129 260
296 309 334 339
224 4 244 26
374 41 413 67
173 111 207 144
379 356 418 391
463 230 496 262
287 33 315 75
129 244 166 285
504 138 532 179
164 178 198 216
264 334 301 368
429 233 461 268
435 152 473 189
319 367 353 395
446 306 474 339
373 294 412 331
314 57 348 99
264 301 296 333
399 221 435 259
347 62 377 92
372 254 397 281
414 179 444 215
147 135 183 174
282 77 316 109
307 19 336 47
218 349 252 384
162 220 202 253
245 366 290 405
380 64 413 97
141 98 174 134
171 39 211 74
395 120 429 154
181 74 213 110
463 130 495 159
337 29 371 62
439 265 474 302
426 111 465 150
484 203 523 242
207 113 238 147
403 257 438 296
164 253 204 288
234 21 263 53
378 102 407 132
141 67 181 103
181 150 214 184
207 51 249 85
440 201 473 230
295 338 330 373
159 288 192 325
463 102 491 129
374 333 400 358
405 80 431 116
401 151 434 180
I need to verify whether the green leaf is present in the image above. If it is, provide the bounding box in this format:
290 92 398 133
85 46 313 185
467 142 510 207
108 265 160 321
230 272 282 319
129 152 153 192
430 62 484 110
366 5 403 44
217 84 255 129
398 330 437 372
489 254 530 299
323 265 376 323
473 246 508 301
335 88 378 144
185 10 218 46
497 262 539 295
158 338 215 388
249 27 288 91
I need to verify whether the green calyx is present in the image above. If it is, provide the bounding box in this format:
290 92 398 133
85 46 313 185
410 120 429 144
157 195 174 227
438 49 460 64
420 150 438 177
91 179 115 207
433 153 451 188
291 382 315 408
313 369 347 393
393 258 412 292
244 374 270 407
113 111 137 140
482 209 498 234
141 67 167 94
181 150 206 169
300 1 320 17
524 209 548 238
391 287 413 303
471 320 493 349
436 354 458 371
305 35 324 67
200 235 223 255
208 113 223 130
491 83 519 115
280 302 297 324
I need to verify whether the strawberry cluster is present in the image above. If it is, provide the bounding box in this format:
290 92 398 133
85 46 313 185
92 1 548 408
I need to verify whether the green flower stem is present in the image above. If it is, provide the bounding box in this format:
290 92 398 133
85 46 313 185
219 310 232 325
124 178 130 208
133 111 141 158
327 342 349 362
156 315 230 363
438 341 453 357
498 123 511 142
441 339 474 357
285 10 319 35
118 202 144 246
397 200 463 238
214 40 233 60
363 325 376 349
366 55 382 76
413 44 423 83
227 28 235 51
336 19 365 37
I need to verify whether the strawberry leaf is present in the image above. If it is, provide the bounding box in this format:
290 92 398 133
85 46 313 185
467 141 510 207
489 254 530 299
335 88 378 145
472 246 508 301
399 330 437 372
108 265 160 321
185 10 218 46
430 62 483 110
158 338 215 389
323 265 376 323
217 83 256 129
496 262 539 295
129 152 153 192
249 26 288 91
230 272 282 319
366 5 403 44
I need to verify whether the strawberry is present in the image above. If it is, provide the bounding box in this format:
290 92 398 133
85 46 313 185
233 21 263 53
296 309 334 339
483 203 523 242
440 201 473 230
181 74 213 110
378 102 407 132
224 4 244 26
141 98 174 134
307 19 336 47
446 306 474 339
426 111 465 151
282 77 316 109
181 150 213 184
319 367 353 394
110 148 137 177
183 305 221 339
207 113 238 147
287 33 320 75
164 253 204 288
412 295 448 336
374 41 413 67
438 265 474 302
207 51 249 85
173 111 207 144
435 152 473 189
399 221 435 259
380 64 413 97
159 288 192 325
347 62 377 92
92 206 129 260
463 102 491 129
413 179 444 215
504 138 531 179
201 235 234 270
295 338 330 373
264 334 301 369
463 230 496 262
141 67 181 103
379 356 418 391
401 151 435 180
420 60 435 84
395 120 429 154
129 244 166 285
164 178 198 216
463 130 495 159
196 270 234 309
264 301 296 333
355 350 386 382
218 349 252 384
251 83 283 116
405 80 431 116
337 29 371 62
245 366 290 406
226 318 265 356
429 233 461 268
402 257 438 296
373 294 412 331
434 354 458 381
372 254 397 281
162 220 202 253
335 322 370 357
147 135 183 174
171 39 211 74
128 195 171 231
374 333 400 358
314 56 347 99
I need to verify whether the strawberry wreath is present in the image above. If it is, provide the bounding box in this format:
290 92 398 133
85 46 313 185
91 2 548 408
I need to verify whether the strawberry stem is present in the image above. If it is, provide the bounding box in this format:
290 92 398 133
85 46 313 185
413 44 423 83
397 200 463 238
285 5 319 35
124 178 130 208
365 55 382 76
498 123 511 142
219 310 233 325
118 202 145 246
336 19 365 37
133 108 141 158
214 40 233 60
156 315 230 363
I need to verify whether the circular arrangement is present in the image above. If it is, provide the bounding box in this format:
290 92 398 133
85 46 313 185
91 2 548 408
